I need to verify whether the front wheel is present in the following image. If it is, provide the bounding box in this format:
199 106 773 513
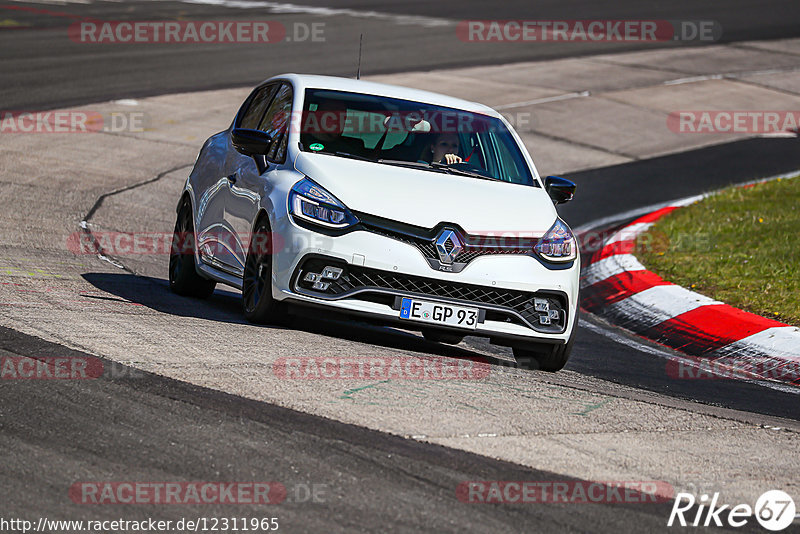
242 218 288 324
512 311 578 372
169 198 216 299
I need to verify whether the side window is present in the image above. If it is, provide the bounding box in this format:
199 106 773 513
489 131 533 185
238 84 279 130
258 83 293 164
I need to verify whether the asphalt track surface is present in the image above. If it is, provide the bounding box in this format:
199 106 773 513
0 327 691 532
1 0 800 110
2 1 800 532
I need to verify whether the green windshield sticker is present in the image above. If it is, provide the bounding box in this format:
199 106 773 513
309 143 324 151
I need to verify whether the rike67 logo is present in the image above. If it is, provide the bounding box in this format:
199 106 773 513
668 490 796 531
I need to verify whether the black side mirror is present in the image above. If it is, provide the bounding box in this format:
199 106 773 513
544 176 576 205
231 128 273 156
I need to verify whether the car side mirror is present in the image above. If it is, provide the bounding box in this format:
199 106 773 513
231 128 273 156
544 176 576 205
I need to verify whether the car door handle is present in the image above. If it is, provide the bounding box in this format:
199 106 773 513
227 173 238 184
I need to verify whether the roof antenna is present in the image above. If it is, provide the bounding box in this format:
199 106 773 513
356 34 363 80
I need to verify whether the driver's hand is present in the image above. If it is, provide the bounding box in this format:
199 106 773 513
443 154 462 165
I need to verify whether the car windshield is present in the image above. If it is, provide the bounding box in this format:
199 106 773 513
298 89 537 186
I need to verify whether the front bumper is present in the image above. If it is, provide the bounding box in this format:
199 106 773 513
271 218 580 345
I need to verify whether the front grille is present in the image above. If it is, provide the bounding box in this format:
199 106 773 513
295 258 567 333
357 214 536 269
457 248 524 264
382 229 530 265
416 240 438 259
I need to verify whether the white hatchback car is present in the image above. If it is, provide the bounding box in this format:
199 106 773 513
169 74 579 371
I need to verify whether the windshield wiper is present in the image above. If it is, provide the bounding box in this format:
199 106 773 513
430 162 500 182
377 158 498 180
377 159 447 172
308 148 377 162
314 152 498 181
333 151 375 162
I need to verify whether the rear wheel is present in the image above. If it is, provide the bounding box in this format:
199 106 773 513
421 329 465 345
169 198 216 299
242 218 288 324
512 311 578 372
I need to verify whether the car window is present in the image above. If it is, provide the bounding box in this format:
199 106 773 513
299 89 535 186
341 109 408 150
258 83 293 164
238 84 279 130
490 131 530 184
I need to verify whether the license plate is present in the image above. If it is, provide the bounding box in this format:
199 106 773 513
399 298 479 330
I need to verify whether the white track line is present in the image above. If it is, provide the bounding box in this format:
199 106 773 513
712 327 800 361
578 170 800 395
575 170 800 236
178 0 453 27
662 66 800 86
603 222 653 245
581 254 646 288
7 0 92 4
580 319 800 395
663 74 724 85
494 91 591 110
603 285 721 330
574 195 703 235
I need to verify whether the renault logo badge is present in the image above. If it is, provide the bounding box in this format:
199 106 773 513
435 229 464 264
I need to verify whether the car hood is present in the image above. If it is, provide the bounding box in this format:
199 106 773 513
294 153 557 235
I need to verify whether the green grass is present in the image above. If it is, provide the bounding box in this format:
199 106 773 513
636 175 800 327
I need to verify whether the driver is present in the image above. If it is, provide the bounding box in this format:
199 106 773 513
423 133 462 164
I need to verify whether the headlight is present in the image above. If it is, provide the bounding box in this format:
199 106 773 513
534 219 577 262
289 178 358 229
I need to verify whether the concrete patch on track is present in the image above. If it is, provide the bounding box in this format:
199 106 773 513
2 39 800 510
367 38 800 175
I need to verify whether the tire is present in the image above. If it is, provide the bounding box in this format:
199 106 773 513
242 217 288 324
169 198 216 299
421 329 465 345
512 311 579 372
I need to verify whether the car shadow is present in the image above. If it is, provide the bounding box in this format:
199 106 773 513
82 272 247 325
81 272 510 365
